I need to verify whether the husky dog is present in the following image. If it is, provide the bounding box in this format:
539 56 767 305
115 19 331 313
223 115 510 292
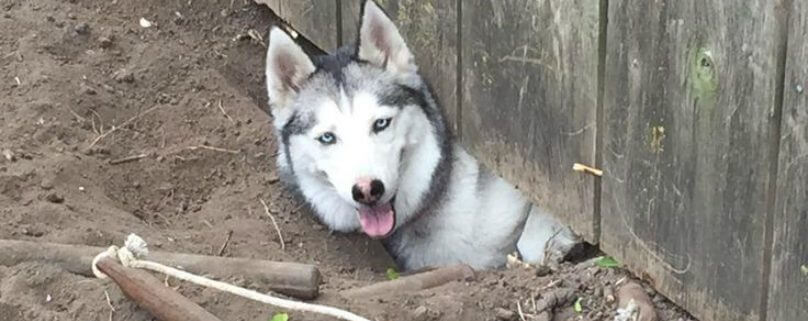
264 0 579 270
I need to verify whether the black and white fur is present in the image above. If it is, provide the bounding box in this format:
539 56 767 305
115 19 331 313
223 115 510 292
265 0 579 270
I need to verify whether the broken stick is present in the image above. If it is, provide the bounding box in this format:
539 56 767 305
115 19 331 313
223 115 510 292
340 264 475 299
572 163 603 177
0 239 320 299
95 256 223 321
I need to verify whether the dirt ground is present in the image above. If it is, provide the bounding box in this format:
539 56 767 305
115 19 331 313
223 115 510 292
0 0 699 320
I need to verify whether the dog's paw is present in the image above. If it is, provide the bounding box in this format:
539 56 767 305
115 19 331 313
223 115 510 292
515 206 581 265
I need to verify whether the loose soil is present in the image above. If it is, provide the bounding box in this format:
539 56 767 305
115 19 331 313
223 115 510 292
0 0 698 320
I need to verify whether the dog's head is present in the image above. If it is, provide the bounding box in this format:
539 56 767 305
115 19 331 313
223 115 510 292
265 0 450 238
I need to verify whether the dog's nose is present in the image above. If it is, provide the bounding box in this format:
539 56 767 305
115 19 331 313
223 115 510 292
352 179 385 205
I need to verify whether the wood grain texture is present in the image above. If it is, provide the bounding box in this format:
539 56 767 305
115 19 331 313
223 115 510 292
340 264 474 299
460 0 601 242
600 1 787 321
253 0 280 12
767 1 808 320
340 0 459 133
96 257 223 321
276 0 339 51
0 239 321 299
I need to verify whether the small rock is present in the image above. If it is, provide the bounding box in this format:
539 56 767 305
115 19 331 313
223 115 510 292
139 17 153 28
113 68 135 83
67 12 76 20
78 84 96 95
594 286 604 298
22 227 44 237
173 11 184 25
412 306 429 321
45 192 64 204
616 281 658 321
494 307 515 320
98 36 113 48
40 178 54 190
535 265 552 277
2 149 14 162
74 22 89 35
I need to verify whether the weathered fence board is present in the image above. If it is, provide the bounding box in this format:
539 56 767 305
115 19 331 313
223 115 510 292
255 1 808 319
340 0 459 133
767 1 808 320
275 0 340 51
460 0 601 242
601 1 787 321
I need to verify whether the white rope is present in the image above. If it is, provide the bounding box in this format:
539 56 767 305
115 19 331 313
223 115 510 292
93 233 371 321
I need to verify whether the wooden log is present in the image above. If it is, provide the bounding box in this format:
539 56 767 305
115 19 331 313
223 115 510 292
0 239 320 299
340 264 474 299
95 256 223 321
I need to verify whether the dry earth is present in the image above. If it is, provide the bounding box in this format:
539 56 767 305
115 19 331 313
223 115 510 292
0 0 697 320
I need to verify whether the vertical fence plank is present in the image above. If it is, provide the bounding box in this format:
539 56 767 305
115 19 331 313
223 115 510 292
459 0 601 242
277 0 339 51
601 1 787 320
767 1 808 320
340 0 459 133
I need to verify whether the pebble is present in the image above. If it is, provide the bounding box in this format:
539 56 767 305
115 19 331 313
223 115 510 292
45 192 64 204
74 22 89 35
98 36 113 48
22 227 44 237
2 149 14 162
79 84 96 95
40 178 54 190
535 265 552 277
113 68 135 83
412 306 429 321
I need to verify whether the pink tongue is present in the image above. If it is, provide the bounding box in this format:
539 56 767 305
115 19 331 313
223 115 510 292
357 203 395 238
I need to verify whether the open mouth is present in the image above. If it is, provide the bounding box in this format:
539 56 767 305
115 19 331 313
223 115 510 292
356 197 396 239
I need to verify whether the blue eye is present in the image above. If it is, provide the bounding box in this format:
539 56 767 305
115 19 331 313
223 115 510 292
373 118 392 133
317 132 336 145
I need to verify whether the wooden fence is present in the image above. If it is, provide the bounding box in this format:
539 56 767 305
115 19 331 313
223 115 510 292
257 1 808 320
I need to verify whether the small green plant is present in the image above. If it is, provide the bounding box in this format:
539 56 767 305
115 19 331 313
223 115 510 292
270 312 289 321
573 297 583 313
386 267 400 280
595 256 620 268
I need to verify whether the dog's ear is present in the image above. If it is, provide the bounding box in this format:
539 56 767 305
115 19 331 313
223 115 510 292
265 26 316 110
356 0 416 75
